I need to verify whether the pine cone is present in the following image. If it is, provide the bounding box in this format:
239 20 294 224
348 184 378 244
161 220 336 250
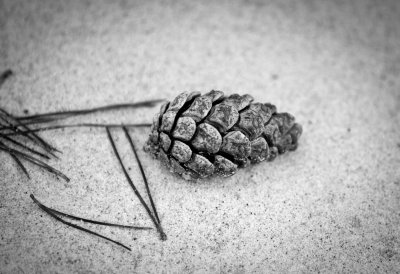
144 91 302 180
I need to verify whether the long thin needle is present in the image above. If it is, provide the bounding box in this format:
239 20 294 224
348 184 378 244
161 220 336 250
0 144 69 182
106 127 166 241
123 127 160 224
0 139 30 179
2 123 151 136
16 100 166 123
0 133 50 159
46 207 152 230
30 194 131 251
0 109 60 155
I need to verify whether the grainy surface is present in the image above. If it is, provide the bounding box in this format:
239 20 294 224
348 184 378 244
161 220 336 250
1 0 400 273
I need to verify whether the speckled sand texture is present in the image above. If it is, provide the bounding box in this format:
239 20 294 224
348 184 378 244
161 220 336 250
1 0 400 273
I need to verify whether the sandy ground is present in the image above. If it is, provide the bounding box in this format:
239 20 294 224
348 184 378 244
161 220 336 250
1 0 400 273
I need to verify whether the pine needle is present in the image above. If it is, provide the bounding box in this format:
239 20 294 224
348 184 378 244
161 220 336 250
2 123 151 136
106 127 166 241
16 100 165 124
30 194 132 251
0 144 69 182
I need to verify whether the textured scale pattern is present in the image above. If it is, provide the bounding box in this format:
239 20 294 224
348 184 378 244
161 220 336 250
144 91 302 180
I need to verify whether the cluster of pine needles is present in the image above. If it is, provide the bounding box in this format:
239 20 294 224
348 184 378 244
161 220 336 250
0 69 167 251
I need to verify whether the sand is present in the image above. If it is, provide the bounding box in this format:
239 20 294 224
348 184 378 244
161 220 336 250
1 0 399 273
